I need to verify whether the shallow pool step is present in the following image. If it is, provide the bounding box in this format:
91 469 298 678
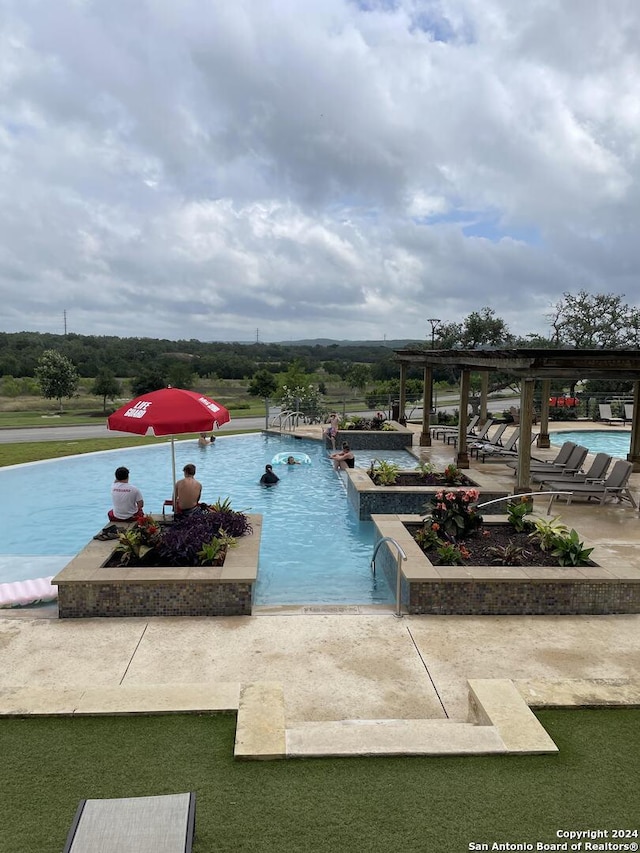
285 718 507 757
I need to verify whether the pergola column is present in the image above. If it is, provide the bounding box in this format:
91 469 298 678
627 381 640 471
456 369 471 468
398 362 407 425
480 372 489 422
420 365 433 446
515 378 535 494
537 379 551 448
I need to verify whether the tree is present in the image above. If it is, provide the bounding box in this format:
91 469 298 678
91 369 122 414
35 349 79 411
346 363 371 393
436 307 513 350
548 290 640 349
130 368 166 396
167 362 194 390
248 370 278 428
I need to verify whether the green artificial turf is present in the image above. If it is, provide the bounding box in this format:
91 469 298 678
1 709 638 852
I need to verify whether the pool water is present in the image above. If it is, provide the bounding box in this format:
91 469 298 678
550 430 631 458
0 434 418 606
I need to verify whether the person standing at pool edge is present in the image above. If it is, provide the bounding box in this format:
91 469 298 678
325 412 340 449
108 466 144 522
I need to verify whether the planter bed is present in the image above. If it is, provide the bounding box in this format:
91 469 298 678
324 423 413 451
372 514 640 616
345 468 509 521
53 514 262 618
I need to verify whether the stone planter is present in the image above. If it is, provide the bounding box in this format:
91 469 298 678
345 468 509 521
53 515 262 618
325 422 413 451
372 514 640 616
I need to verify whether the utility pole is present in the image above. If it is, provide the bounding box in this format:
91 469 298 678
426 318 440 349
63 310 67 337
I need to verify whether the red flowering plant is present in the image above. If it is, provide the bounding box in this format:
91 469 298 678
425 488 482 540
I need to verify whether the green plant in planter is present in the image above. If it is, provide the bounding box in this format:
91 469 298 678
381 421 396 431
488 543 531 566
367 459 400 485
197 530 237 566
551 529 594 567
443 464 463 485
114 529 153 566
435 541 470 566
528 516 569 551
413 524 441 550
417 461 435 479
506 498 534 532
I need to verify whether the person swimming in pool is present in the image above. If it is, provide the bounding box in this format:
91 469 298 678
260 464 280 485
286 456 300 465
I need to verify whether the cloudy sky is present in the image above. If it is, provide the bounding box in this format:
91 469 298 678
2 0 639 343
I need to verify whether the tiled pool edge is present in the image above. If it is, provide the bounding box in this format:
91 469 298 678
372 514 640 616
52 515 262 618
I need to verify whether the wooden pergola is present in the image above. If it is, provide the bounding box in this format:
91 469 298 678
394 347 640 494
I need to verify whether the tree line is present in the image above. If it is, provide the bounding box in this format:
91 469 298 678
3 291 640 411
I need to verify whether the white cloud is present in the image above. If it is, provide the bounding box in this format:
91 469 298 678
1 0 640 343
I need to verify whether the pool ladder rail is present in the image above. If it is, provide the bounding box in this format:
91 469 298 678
371 537 407 619
269 410 306 432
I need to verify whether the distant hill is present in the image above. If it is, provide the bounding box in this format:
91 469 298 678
273 338 423 348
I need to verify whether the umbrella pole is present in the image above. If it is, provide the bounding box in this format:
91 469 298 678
171 436 177 499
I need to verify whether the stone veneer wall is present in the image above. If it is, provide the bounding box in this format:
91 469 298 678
407 579 640 616
372 514 640 616
325 424 413 451
54 514 261 618
57 579 254 618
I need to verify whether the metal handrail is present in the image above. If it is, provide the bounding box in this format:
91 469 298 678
269 410 306 432
371 537 407 618
477 491 575 515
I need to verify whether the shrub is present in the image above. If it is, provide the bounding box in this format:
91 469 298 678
506 498 534 532
367 459 400 485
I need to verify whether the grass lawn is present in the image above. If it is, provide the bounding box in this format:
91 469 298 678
1 709 638 852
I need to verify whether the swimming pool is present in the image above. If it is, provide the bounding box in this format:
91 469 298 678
550 429 631 458
0 434 418 606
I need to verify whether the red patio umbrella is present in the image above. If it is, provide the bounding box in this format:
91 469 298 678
107 387 231 492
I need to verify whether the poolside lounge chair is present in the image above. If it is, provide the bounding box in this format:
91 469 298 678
447 418 493 446
546 460 636 509
534 452 612 489
625 404 634 421
431 415 479 441
477 427 521 462
469 422 508 457
598 403 624 425
505 441 576 472
526 444 588 481
63 792 196 853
